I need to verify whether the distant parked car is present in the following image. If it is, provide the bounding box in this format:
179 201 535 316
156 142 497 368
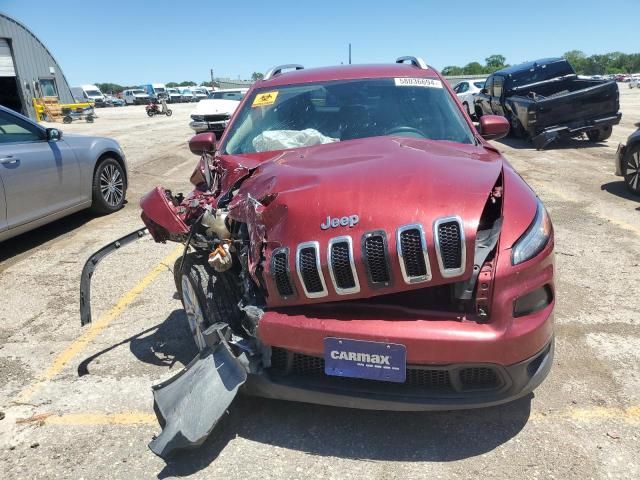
629 76 640 88
166 88 182 103
189 96 241 138
178 88 196 102
615 122 640 195
104 94 125 107
191 87 209 101
452 79 486 118
0 105 128 242
209 88 248 101
123 89 151 105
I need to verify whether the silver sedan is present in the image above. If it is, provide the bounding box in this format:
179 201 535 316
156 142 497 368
0 105 128 242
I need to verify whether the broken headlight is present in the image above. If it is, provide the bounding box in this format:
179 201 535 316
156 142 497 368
511 199 552 265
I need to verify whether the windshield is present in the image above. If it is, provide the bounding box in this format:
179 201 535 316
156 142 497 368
132 89 146 95
473 81 485 88
85 90 101 96
154 87 165 92
223 78 474 155
509 60 575 88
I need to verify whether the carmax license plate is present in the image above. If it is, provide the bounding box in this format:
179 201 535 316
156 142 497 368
324 338 406 383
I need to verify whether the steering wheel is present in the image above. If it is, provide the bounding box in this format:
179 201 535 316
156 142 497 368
384 126 427 138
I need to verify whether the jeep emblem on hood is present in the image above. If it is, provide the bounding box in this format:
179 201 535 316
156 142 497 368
321 215 359 230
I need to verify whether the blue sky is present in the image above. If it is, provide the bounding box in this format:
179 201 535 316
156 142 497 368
2 0 638 85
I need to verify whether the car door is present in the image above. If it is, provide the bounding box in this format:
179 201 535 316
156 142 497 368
490 76 506 116
0 172 6 234
476 77 493 115
0 109 82 230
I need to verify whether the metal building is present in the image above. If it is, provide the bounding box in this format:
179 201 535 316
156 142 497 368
0 12 74 119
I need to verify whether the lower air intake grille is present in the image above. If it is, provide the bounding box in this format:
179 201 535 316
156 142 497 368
459 367 500 389
364 234 390 284
437 221 462 270
298 245 324 294
399 228 428 278
271 250 294 297
330 241 356 290
269 348 503 394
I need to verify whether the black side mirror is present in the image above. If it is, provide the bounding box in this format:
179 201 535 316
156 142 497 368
46 128 62 141
480 88 488 94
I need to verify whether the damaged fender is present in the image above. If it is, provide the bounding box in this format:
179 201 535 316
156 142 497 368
148 325 248 458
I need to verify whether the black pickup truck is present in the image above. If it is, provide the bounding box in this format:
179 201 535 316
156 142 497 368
474 58 621 149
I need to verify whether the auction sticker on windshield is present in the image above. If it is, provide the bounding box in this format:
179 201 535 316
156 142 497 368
324 337 406 383
252 91 279 107
394 77 442 88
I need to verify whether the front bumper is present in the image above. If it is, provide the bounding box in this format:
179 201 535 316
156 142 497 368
189 120 227 135
244 337 554 411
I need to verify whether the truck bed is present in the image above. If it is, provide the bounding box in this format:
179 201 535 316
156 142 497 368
509 77 620 137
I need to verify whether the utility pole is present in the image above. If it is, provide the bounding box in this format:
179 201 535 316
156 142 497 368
210 68 214 88
348 43 351 65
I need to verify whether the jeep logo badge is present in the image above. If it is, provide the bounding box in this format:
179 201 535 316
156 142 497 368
321 215 359 230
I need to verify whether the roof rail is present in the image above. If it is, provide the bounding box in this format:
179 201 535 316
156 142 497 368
395 56 428 69
263 64 304 80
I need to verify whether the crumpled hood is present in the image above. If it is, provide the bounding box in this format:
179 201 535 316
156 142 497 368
191 99 240 117
222 136 503 304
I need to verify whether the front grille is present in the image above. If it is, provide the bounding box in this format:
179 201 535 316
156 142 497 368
437 221 462 270
329 238 358 293
269 348 502 394
398 225 430 283
271 250 294 297
435 217 465 276
459 367 500 389
363 233 391 285
297 243 326 297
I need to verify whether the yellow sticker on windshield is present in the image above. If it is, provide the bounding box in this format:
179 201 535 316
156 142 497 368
252 91 279 107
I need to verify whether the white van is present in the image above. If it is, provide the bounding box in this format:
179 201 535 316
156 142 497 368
178 87 196 102
72 84 106 107
123 88 151 105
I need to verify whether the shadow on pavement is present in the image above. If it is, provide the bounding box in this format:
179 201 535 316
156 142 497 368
601 181 640 206
0 210 94 266
77 309 196 376
495 136 607 151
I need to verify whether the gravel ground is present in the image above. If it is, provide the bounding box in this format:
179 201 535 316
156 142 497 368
0 91 639 479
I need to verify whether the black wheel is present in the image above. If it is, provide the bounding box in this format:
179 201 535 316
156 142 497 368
146 109 154 117
86 115 94 123
587 126 612 142
91 158 126 214
622 145 640 195
178 253 243 350
508 114 526 138
166 109 172 117
63 116 72 124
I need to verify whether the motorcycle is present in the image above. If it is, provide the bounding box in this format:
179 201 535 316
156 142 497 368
146 97 172 117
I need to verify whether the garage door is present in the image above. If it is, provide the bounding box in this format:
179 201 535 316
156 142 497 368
0 39 16 77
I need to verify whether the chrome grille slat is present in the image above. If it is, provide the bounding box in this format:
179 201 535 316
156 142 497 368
296 241 328 298
328 236 360 295
434 216 465 277
397 224 431 284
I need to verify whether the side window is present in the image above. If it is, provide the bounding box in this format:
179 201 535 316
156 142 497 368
493 77 504 97
39 78 58 97
0 110 43 144
484 77 493 94
460 82 469 93
453 83 461 93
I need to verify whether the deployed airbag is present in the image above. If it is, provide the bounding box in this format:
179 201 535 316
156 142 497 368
148 342 247 458
252 128 338 152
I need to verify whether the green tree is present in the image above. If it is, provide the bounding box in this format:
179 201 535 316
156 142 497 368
562 50 587 73
178 81 197 87
166 82 179 88
463 62 484 75
441 65 464 76
95 82 124 94
485 54 506 71
251 72 264 81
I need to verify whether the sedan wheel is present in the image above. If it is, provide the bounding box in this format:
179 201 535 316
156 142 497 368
91 158 126 213
623 148 640 195
181 273 208 351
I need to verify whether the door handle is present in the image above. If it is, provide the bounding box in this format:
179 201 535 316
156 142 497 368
0 156 20 165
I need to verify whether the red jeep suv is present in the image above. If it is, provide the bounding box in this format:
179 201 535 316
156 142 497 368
83 56 555 456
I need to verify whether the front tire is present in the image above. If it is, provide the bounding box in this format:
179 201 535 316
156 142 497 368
587 126 612 142
91 158 126 214
166 109 172 117
177 253 244 350
146 109 154 117
622 145 640 195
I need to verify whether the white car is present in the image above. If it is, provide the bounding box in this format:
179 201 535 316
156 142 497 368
123 88 151 105
189 97 242 138
452 79 486 117
629 75 640 89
